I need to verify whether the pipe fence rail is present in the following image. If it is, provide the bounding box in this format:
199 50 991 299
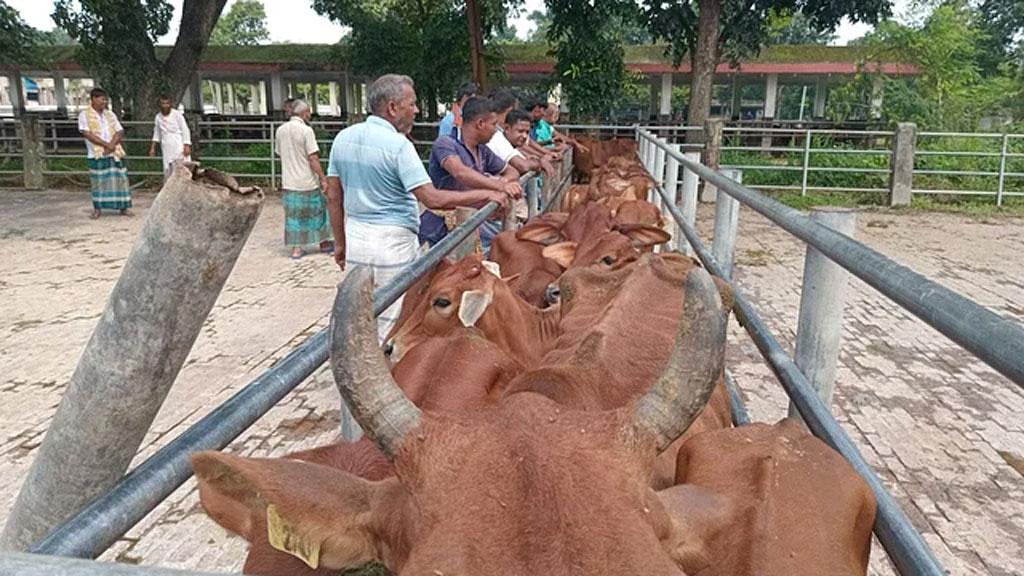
638 126 1024 576
20 161 570 563
6 116 1024 205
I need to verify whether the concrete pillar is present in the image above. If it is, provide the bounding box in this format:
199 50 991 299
787 207 857 424
663 144 681 252
659 73 672 118
53 74 68 116
700 118 724 202
328 81 339 116
648 76 659 122
680 151 701 257
870 76 884 119
1 166 265 551
212 81 223 114
225 83 236 114
711 169 742 280
730 77 742 120
8 74 25 116
269 72 285 114
763 74 778 120
20 116 45 189
889 122 916 206
813 78 827 118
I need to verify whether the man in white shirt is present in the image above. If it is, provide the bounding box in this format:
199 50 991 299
148 95 192 177
78 87 131 219
274 99 333 259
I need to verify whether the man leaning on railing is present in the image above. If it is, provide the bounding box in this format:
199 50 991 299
324 74 518 343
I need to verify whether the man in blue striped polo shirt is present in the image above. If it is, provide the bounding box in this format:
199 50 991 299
325 74 514 342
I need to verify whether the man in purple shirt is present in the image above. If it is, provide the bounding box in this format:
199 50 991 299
422 97 522 252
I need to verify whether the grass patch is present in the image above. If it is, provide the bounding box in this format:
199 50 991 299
767 191 885 211
904 195 1024 218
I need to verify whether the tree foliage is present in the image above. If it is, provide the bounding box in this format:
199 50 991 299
544 0 638 120
1 0 47 66
210 0 269 46
829 1 1023 129
52 0 228 118
766 8 837 44
312 0 520 117
976 0 1024 74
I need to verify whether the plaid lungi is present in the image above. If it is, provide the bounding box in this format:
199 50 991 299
88 157 131 210
282 188 332 246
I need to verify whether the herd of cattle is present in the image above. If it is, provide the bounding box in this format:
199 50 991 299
190 138 879 576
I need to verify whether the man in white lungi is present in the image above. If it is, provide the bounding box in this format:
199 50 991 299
325 74 517 342
148 95 192 176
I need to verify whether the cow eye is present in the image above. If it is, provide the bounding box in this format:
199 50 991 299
601 256 615 266
433 297 452 308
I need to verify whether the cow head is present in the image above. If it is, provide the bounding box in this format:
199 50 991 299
194 264 728 575
384 255 520 365
542 225 671 271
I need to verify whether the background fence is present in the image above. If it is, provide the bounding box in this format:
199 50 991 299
4 116 1024 205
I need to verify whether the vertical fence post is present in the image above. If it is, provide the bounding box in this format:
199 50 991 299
680 151 701 257
800 129 812 197
711 169 742 280
0 167 264 551
997 133 1008 207
663 144 681 252
787 207 857 424
20 115 45 190
701 118 724 202
269 120 276 191
652 138 666 205
889 122 916 206
527 175 539 220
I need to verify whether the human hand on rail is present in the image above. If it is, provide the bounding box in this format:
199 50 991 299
486 189 513 211
501 180 523 200
540 158 556 179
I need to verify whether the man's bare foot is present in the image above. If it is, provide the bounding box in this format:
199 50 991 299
120 208 131 216
90 209 101 219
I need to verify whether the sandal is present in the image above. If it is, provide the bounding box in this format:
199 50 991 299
319 241 335 254
290 248 306 260
90 209 101 219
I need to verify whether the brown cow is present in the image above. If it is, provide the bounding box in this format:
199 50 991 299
384 255 560 367
505 253 733 488
671 420 878 576
572 137 640 179
193 265 728 575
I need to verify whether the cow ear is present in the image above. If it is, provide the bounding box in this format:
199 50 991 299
481 260 501 278
192 452 389 571
542 241 578 268
517 221 563 245
459 289 493 327
619 224 671 248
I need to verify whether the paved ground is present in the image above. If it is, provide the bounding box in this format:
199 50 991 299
0 188 1022 575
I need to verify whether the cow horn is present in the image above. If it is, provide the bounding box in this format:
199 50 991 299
329 267 422 459
634 267 727 452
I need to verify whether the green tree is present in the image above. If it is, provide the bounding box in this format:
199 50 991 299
53 0 229 119
526 9 551 41
312 0 520 119
639 0 890 139
766 8 837 44
976 0 1024 73
832 1 1022 129
210 0 269 46
0 1 45 66
544 0 637 120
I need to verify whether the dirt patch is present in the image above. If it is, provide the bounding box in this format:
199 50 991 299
738 248 772 267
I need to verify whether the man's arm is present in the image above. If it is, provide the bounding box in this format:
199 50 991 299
307 152 328 191
498 161 521 183
441 156 520 197
325 175 346 270
413 183 512 211
179 112 192 156
80 131 113 153
149 120 159 156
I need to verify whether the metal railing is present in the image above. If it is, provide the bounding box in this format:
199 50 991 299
22 159 571 561
8 117 1024 205
638 127 1024 575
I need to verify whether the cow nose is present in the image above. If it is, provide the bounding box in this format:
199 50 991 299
544 284 561 306
383 341 395 356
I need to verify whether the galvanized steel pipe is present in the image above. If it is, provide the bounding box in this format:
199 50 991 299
28 202 501 559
